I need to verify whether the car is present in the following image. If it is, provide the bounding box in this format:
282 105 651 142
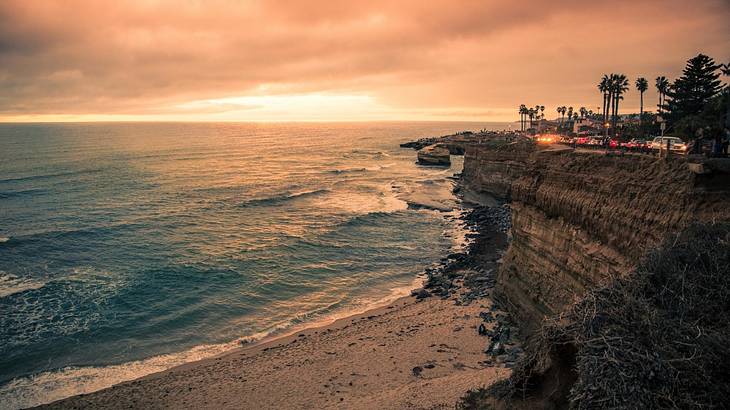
625 139 648 150
650 136 687 153
588 136 604 146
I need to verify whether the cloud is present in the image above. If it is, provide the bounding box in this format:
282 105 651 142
0 0 728 121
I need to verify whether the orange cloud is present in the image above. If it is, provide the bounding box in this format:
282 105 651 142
0 0 728 121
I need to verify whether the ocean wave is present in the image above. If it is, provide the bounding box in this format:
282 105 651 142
0 272 47 299
326 163 391 174
238 189 330 208
0 189 47 199
0 340 242 410
0 169 103 185
0 236 9 244
405 200 455 212
0 276 422 410
345 149 391 158
6 223 144 245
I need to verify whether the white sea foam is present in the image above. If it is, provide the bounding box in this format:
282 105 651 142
0 340 242 410
0 276 424 410
312 184 408 215
0 272 46 298
0 236 9 243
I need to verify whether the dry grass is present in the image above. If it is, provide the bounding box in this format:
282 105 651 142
461 223 730 409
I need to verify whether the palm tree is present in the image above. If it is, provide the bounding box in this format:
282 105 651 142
556 107 562 130
655 76 669 114
598 75 611 127
611 74 629 136
519 104 527 131
528 108 536 129
635 77 649 135
557 106 566 131
566 106 574 132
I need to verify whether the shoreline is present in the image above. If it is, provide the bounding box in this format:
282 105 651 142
32 174 518 409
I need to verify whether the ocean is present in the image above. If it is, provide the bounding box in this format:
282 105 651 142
0 121 509 408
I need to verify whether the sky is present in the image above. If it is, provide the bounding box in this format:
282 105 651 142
0 0 728 122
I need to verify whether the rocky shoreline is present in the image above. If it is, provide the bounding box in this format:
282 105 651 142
409 193 522 369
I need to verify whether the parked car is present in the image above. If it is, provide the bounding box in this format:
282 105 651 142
650 136 687 153
624 139 648 150
588 136 604 146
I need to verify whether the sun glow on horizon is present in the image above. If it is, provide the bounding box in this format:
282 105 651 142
0 93 518 123
176 93 390 121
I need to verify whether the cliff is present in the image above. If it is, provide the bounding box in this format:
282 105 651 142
462 142 730 328
459 141 730 408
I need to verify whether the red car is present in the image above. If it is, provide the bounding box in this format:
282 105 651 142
624 139 649 150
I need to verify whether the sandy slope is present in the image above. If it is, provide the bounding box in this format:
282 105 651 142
38 286 510 410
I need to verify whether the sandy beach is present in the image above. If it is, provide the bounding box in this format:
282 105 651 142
39 289 510 409
36 206 514 410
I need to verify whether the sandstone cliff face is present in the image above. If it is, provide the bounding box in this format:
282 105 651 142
462 142 533 201
464 143 730 328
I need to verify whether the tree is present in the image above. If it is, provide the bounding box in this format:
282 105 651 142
556 106 564 130
598 75 611 126
565 107 574 132
519 104 527 131
655 76 669 114
528 108 536 129
635 77 649 135
610 74 629 137
663 54 723 135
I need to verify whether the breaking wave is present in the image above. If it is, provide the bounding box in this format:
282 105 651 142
0 272 46 299
238 189 330 207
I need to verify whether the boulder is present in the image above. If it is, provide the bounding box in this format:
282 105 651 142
417 144 451 166
411 288 432 299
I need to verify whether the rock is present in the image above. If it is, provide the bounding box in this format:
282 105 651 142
487 341 504 355
412 366 423 376
479 311 494 322
478 323 488 336
417 145 451 166
411 288 431 299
